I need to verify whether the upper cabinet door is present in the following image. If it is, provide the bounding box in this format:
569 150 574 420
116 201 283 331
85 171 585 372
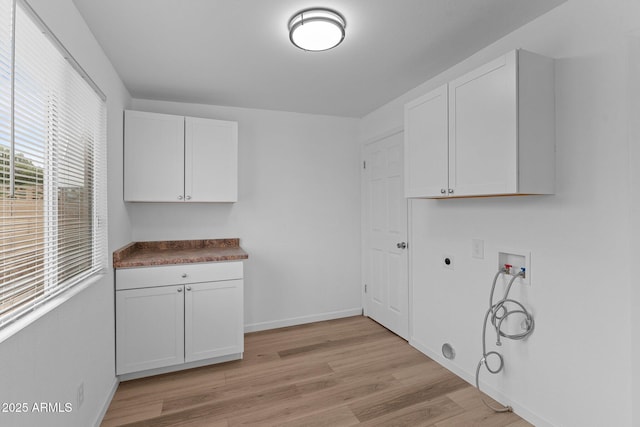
185 117 238 202
404 85 448 198
448 51 518 196
124 110 185 202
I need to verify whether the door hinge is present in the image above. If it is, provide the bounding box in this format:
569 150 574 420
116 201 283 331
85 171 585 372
363 160 366 169
364 284 367 293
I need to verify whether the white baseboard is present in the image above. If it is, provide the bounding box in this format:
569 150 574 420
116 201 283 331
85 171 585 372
93 377 119 427
409 339 555 427
244 307 363 333
118 353 243 381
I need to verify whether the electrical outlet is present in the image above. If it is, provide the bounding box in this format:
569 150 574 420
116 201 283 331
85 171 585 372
77 382 84 409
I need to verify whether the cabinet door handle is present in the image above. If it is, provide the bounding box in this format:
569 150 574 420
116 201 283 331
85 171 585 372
185 195 192 200
177 195 184 200
440 189 446 194
448 188 454 194
181 273 188 278
177 288 183 293
186 286 192 291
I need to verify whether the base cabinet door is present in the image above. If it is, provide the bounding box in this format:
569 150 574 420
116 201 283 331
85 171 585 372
185 279 244 363
116 285 185 375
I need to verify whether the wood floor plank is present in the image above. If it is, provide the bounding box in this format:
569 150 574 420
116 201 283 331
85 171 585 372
332 354 437 387
391 360 454 387
100 401 163 427
110 365 227 408
227 373 401 425
434 388 532 427
434 410 526 427
504 420 535 427
349 375 468 422
119 384 300 427
101 316 533 427
164 418 229 427
224 360 334 391
356 395 464 427
277 330 391 358
276 405 360 427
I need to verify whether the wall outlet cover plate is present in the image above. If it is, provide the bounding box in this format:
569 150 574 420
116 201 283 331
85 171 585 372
472 239 484 259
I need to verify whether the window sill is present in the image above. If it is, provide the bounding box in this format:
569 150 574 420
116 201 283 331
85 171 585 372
0 273 105 345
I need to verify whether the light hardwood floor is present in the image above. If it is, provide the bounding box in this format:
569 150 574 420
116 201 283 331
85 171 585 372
102 316 532 427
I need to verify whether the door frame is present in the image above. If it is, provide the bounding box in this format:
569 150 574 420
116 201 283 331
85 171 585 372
360 126 410 336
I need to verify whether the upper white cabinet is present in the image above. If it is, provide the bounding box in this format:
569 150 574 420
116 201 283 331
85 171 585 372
124 110 238 202
124 111 184 202
184 117 238 203
404 85 448 198
405 49 555 198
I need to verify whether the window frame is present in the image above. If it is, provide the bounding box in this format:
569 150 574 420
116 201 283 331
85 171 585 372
0 0 107 337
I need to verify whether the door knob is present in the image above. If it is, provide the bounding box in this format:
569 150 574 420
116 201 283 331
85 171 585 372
397 242 407 249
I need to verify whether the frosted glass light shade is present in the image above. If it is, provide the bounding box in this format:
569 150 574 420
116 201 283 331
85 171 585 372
288 8 346 51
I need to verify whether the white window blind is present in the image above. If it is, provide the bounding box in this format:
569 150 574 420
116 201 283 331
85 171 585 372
0 0 107 329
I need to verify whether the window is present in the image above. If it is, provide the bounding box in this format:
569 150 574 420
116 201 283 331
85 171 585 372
0 0 107 329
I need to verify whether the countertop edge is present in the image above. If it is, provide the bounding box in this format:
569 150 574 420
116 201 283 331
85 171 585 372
113 239 249 269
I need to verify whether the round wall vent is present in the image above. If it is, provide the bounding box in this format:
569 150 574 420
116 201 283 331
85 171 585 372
442 343 456 360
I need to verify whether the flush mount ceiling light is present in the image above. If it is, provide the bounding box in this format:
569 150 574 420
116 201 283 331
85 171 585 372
288 8 346 51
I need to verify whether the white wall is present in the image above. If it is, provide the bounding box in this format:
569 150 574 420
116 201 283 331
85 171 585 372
5 1 638 426
361 1 639 426
0 1 131 426
129 99 362 331
628 28 640 427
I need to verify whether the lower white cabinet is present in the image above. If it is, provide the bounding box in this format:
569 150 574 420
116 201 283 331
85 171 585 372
116 284 185 374
185 280 243 362
115 262 244 376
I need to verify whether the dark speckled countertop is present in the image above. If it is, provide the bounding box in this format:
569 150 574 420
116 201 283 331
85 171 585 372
113 238 248 268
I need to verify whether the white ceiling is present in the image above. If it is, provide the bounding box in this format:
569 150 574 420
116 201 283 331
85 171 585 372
72 0 565 117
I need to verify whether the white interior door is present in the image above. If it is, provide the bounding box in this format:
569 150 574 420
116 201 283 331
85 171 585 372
363 130 409 339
